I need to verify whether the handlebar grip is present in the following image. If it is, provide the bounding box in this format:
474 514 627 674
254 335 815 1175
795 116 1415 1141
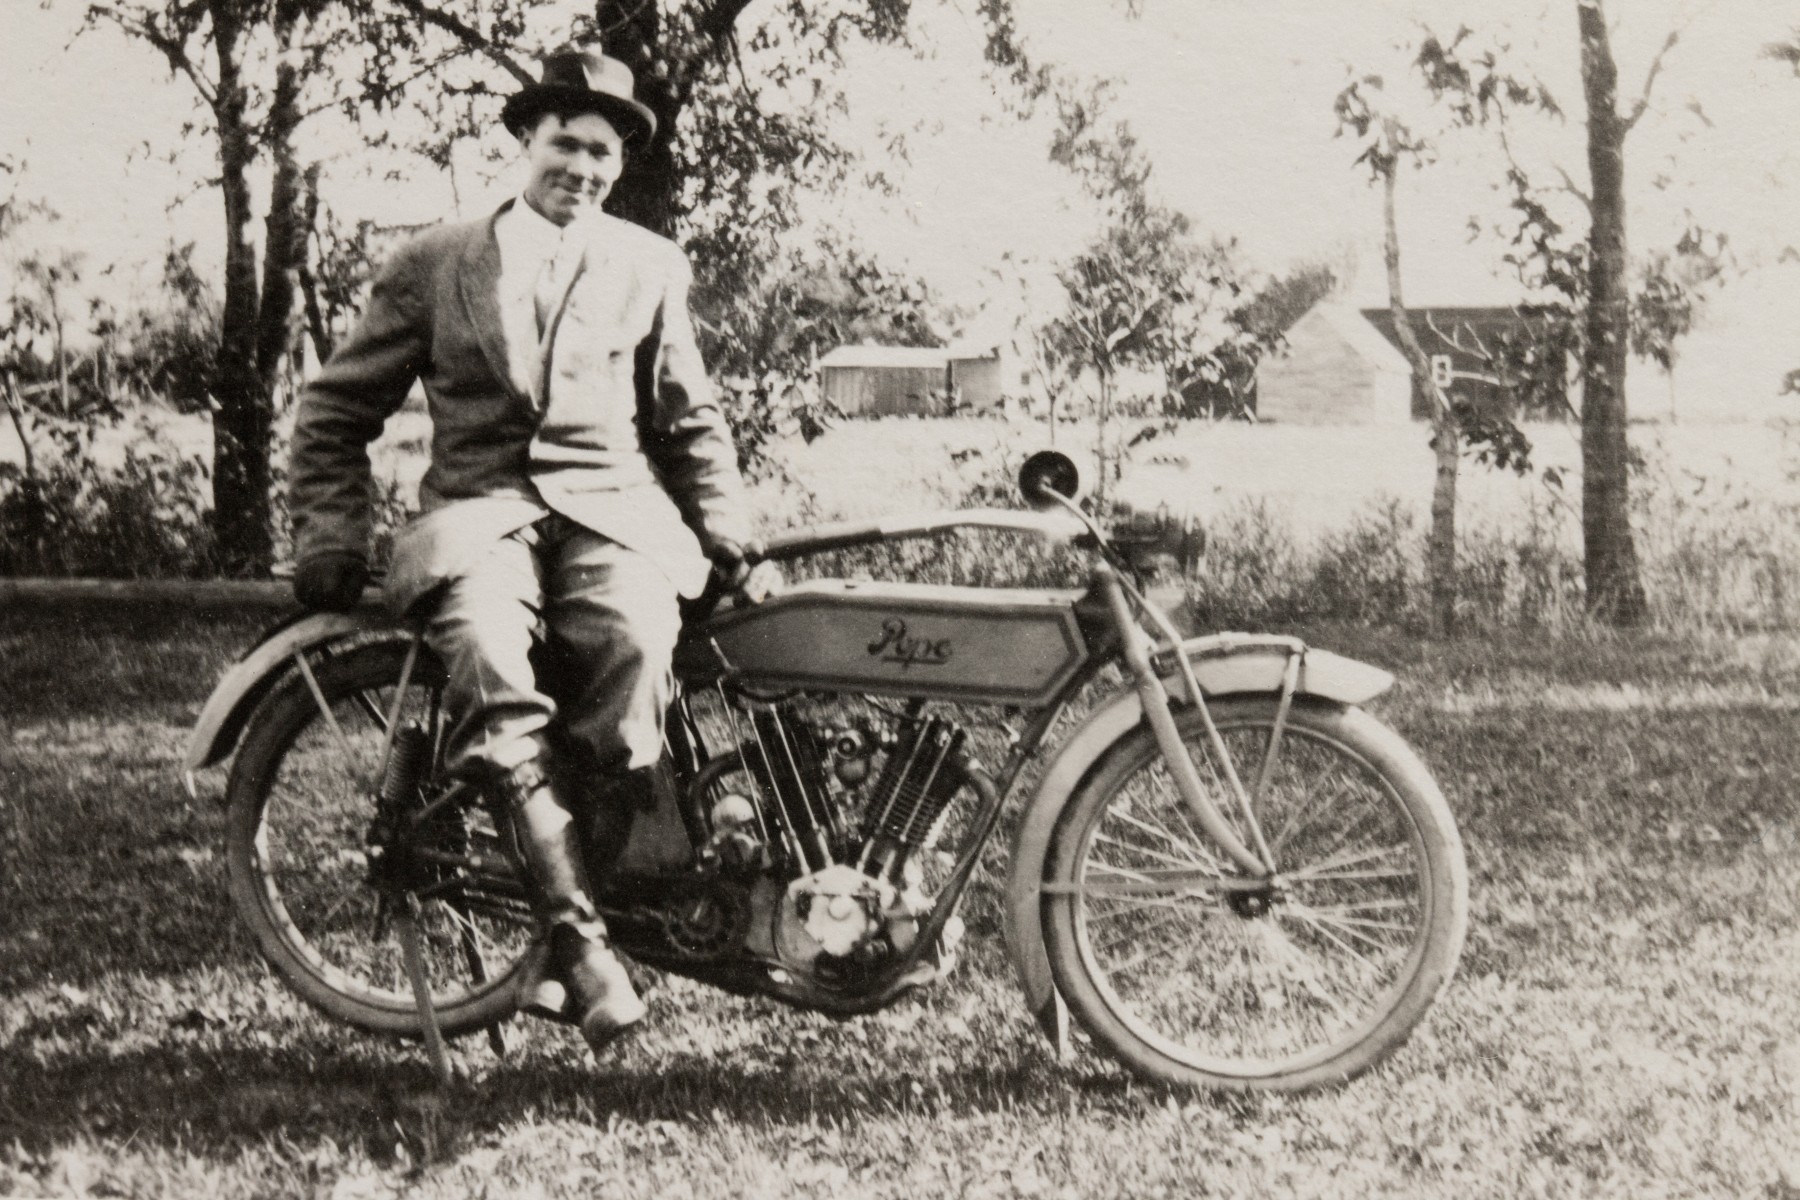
754 521 889 562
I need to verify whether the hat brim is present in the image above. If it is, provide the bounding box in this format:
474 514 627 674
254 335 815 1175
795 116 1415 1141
501 86 656 144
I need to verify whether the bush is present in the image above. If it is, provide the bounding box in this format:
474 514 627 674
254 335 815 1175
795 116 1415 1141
0 409 419 580
0 442 218 578
776 449 1090 590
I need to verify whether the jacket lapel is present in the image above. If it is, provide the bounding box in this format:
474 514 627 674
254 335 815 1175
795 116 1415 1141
456 206 537 408
532 217 619 406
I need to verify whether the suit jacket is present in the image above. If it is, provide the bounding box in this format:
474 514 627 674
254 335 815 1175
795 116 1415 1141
289 203 750 611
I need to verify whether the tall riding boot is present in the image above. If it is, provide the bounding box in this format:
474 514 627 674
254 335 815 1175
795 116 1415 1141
496 763 647 1054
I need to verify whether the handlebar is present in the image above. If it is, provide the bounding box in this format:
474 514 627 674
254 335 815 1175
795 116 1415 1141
744 506 1093 565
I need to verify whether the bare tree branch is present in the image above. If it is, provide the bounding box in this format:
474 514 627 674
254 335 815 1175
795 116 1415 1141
385 0 533 84
1551 163 1594 212
290 44 477 126
88 5 219 106
1622 28 1678 131
1494 120 1592 214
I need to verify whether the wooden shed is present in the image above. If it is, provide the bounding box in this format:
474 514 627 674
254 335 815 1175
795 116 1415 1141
820 346 951 416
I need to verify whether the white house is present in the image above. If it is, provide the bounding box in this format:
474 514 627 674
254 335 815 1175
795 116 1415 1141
1257 303 1414 425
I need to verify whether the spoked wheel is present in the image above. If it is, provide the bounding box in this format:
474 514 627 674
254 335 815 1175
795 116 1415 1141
1043 697 1467 1092
224 638 538 1039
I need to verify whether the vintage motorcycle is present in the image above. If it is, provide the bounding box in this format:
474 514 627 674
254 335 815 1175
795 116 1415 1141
184 452 1468 1093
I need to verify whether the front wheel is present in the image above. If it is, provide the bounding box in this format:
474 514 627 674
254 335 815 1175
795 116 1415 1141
1042 697 1467 1092
224 637 538 1039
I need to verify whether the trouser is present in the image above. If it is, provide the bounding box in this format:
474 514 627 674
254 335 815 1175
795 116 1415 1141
424 513 683 782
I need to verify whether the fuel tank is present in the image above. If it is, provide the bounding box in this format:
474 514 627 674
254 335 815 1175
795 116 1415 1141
679 580 1092 707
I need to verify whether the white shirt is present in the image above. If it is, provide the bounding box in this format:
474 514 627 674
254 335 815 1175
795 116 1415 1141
493 196 583 335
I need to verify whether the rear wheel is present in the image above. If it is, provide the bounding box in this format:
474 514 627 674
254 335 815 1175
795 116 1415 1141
1042 697 1466 1092
224 638 537 1038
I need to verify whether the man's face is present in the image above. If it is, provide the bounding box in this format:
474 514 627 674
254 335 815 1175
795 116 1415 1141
520 111 625 226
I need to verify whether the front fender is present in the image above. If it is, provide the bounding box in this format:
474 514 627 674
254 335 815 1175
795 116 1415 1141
182 609 407 793
1001 638 1395 1044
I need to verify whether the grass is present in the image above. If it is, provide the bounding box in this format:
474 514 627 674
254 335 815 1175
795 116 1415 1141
4 601 1800 1198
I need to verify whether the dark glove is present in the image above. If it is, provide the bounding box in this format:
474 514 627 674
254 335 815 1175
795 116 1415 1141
707 541 751 592
294 551 369 613
708 540 780 605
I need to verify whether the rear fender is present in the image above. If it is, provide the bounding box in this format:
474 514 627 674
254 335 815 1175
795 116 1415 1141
182 610 408 794
1001 637 1395 1043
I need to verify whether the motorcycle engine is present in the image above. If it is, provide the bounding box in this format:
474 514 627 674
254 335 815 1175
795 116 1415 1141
683 691 972 984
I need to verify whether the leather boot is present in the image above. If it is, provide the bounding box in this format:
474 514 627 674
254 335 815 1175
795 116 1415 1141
497 763 648 1054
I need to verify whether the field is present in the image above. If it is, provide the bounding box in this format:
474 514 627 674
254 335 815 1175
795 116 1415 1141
3 598 1798 1198
13 405 1799 540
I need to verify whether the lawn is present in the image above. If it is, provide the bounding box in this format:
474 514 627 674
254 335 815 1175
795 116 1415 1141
2 598 1798 1198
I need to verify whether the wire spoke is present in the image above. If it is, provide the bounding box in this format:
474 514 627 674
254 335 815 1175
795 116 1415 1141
1101 919 1210 980
1090 906 1198 958
1256 923 1357 1027
1288 905 1406 950
1270 776 1360 853
1090 830 1216 873
1297 895 1420 916
1285 840 1411 881
1282 908 1388 979
1085 893 1217 921
1106 800 1217 863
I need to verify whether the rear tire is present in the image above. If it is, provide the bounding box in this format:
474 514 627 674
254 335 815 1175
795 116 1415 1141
1042 697 1466 1092
224 638 536 1039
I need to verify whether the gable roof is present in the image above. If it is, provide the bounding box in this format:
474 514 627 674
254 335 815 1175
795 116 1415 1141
1290 303 1410 374
1359 305 1561 363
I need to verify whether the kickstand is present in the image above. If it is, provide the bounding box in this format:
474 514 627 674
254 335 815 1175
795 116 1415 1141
396 893 453 1087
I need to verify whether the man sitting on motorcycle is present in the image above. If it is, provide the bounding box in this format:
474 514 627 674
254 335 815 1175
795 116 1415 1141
285 46 754 1057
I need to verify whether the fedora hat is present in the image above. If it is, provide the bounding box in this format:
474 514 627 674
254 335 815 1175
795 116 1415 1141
501 46 657 145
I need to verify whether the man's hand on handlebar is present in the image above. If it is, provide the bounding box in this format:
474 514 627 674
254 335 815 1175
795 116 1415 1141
708 541 782 606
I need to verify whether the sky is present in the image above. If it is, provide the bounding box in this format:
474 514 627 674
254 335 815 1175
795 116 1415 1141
3 0 1799 410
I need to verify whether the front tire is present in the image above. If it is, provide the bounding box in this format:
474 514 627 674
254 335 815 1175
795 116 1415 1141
224 638 536 1039
1042 697 1467 1092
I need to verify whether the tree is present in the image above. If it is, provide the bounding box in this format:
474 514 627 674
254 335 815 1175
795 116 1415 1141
1034 79 1253 498
696 241 943 475
1179 259 1339 420
85 0 372 574
1766 31 1800 395
1572 0 1681 625
1629 224 1728 421
1335 83 1464 633
90 0 1064 572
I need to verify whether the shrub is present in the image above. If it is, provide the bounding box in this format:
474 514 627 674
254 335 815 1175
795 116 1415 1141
1305 497 1420 624
0 441 217 578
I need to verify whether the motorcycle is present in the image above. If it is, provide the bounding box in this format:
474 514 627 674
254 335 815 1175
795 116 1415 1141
183 451 1467 1093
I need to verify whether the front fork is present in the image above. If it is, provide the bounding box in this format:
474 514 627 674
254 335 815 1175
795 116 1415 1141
1092 564 1295 879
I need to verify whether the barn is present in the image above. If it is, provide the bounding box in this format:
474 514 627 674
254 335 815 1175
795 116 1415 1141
820 343 1012 416
1255 302 1573 424
1360 305 1572 421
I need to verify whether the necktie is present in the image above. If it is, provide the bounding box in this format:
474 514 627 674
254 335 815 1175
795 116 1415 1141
534 230 577 335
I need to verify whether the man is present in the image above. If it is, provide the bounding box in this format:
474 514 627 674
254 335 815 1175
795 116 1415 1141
287 46 753 1056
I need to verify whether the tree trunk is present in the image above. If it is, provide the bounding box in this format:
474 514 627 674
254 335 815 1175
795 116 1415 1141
597 1 682 236
2 371 37 486
1095 365 1113 507
208 5 275 576
298 164 334 363
1577 0 1649 625
256 7 308 400
53 316 69 416
1378 137 1457 634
